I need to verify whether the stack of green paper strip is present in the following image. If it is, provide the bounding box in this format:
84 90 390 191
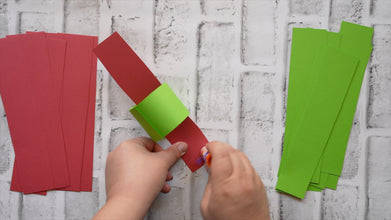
276 21 373 199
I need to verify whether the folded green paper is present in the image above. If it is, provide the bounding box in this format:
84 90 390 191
130 83 189 141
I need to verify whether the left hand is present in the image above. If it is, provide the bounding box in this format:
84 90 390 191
94 137 188 220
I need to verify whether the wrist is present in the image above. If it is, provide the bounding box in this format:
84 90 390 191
95 196 149 220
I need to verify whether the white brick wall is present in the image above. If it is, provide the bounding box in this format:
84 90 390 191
0 0 390 219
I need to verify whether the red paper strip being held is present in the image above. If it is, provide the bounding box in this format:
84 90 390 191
93 32 208 172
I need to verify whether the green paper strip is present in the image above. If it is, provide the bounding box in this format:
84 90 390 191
130 106 163 141
276 46 359 199
310 31 341 183
325 174 339 190
279 28 329 177
307 184 322 192
130 83 189 141
321 22 373 176
309 172 328 189
280 28 341 179
310 157 322 184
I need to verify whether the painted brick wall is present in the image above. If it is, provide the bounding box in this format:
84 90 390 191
0 0 390 219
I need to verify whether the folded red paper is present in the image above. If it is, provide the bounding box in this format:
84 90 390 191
94 32 208 172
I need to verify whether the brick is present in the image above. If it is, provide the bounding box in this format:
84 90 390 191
16 0 55 6
0 98 10 175
340 113 360 179
196 22 235 125
0 0 6 13
0 181 15 219
371 0 391 18
322 186 359 219
0 138 9 175
0 95 5 124
289 0 327 16
200 0 236 17
280 191 318 220
65 178 99 220
107 0 139 9
21 191 56 220
19 12 56 33
108 77 135 120
368 24 391 128
109 127 147 152
154 0 192 69
0 13 6 38
147 186 184 219
367 136 391 219
240 72 275 180
328 0 364 32
242 0 276 66
111 15 147 57
0 0 6 38
201 129 229 143
64 0 99 35
265 187 279 220
94 70 103 171
240 72 275 121
156 75 191 111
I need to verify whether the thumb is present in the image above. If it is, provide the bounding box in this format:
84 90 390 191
158 142 188 168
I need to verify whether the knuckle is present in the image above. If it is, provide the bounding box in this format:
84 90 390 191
217 184 235 199
240 181 254 195
207 140 222 146
233 149 242 156
115 141 129 152
237 150 246 157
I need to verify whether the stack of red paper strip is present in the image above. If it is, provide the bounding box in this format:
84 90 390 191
0 32 97 194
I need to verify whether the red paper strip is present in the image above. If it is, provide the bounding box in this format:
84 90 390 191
15 33 70 194
80 36 98 191
47 33 97 191
94 32 208 172
1 32 97 194
0 36 69 193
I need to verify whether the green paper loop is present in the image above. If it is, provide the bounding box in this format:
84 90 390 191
130 83 189 141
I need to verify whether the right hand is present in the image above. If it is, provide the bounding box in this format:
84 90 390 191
201 141 270 220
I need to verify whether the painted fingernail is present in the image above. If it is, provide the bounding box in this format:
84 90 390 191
201 146 211 167
177 142 188 155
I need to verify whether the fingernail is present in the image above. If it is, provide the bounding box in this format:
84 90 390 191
177 142 188 155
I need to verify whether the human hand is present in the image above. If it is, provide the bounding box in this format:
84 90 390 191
94 137 187 220
201 141 270 220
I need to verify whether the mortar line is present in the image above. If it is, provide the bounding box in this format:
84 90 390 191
273 0 290 218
